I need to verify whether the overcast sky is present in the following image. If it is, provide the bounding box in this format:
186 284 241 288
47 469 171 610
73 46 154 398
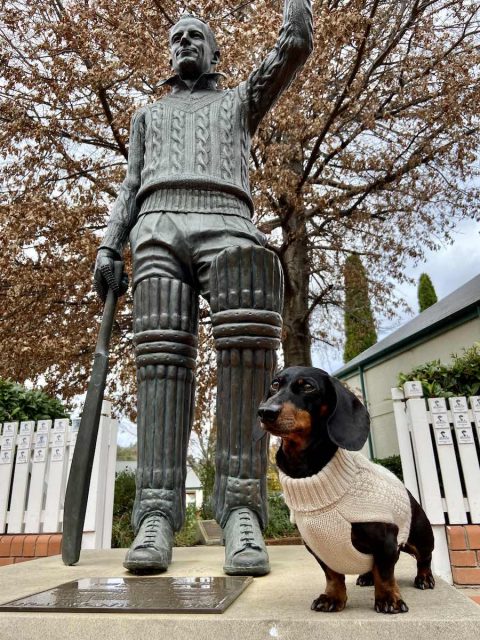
315 217 480 374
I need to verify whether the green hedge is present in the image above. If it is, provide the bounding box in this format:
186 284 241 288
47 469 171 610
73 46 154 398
111 470 200 548
373 455 403 481
174 505 201 547
398 343 480 398
265 493 299 539
0 378 68 422
111 469 136 548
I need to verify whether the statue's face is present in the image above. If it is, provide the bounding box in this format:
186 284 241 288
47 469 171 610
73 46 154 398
169 18 219 80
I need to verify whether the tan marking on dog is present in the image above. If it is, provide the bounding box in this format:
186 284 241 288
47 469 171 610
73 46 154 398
276 402 312 437
275 403 313 455
312 562 347 612
323 565 347 605
372 566 406 612
319 403 330 417
402 542 419 559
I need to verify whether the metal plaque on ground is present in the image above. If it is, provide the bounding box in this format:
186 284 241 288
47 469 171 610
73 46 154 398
197 519 223 545
0 576 252 614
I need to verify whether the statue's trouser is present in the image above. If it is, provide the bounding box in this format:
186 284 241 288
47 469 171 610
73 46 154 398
129 211 283 545
210 246 284 530
132 277 198 533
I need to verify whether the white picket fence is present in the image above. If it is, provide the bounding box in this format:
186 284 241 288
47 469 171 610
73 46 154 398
0 400 117 550
392 383 480 583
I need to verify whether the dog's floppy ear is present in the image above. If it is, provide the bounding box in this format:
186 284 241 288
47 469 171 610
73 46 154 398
325 376 370 450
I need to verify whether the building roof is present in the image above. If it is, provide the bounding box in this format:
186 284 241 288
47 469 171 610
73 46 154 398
335 274 480 378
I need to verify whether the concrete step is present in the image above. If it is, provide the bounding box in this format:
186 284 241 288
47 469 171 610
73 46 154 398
0 546 479 639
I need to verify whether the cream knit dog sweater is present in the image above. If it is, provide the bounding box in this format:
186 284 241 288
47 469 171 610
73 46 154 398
279 448 412 575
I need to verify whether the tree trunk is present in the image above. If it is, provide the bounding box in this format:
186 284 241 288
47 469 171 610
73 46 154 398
280 213 312 367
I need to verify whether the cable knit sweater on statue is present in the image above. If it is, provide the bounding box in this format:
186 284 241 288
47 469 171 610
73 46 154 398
279 448 412 575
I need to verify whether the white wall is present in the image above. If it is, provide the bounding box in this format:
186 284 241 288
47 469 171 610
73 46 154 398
342 318 480 458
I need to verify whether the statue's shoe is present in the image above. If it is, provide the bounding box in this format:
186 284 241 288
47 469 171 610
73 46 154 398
223 507 270 576
123 513 173 574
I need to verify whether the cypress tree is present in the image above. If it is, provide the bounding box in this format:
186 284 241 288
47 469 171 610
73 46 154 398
343 255 377 362
418 273 438 312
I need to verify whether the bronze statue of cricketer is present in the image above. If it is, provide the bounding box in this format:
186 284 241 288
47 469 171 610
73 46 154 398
94 0 313 575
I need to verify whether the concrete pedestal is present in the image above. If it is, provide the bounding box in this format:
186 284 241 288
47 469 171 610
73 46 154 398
0 546 479 639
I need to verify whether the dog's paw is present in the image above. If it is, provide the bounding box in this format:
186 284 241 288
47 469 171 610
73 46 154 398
311 594 347 612
356 571 374 586
414 570 435 590
374 596 408 614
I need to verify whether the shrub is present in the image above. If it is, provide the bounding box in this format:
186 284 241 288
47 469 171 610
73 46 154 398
0 378 68 422
111 469 135 548
111 470 201 548
174 504 201 546
194 461 215 521
117 444 137 461
265 493 299 539
111 511 135 549
373 455 403 481
398 343 480 397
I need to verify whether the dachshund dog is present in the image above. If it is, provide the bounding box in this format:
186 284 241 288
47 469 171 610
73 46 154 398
258 366 435 614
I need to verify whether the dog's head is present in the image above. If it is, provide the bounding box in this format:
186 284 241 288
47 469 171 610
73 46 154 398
258 366 370 451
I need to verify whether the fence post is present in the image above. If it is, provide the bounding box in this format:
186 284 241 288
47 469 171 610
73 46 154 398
431 525 453 585
102 413 118 548
472 396 480 441
404 392 444 525
7 421 35 533
81 400 117 549
450 397 480 522
428 397 467 524
43 419 69 532
391 387 420 502
24 420 51 533
0 422 18 532
401 383 453 582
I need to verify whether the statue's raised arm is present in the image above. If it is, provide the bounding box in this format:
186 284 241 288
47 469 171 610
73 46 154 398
245 0 313 134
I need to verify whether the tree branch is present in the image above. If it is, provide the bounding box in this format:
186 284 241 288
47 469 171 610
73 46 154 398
97 87 128 159
298 0 380 190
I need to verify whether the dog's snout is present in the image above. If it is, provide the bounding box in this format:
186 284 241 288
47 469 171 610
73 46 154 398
258 405 281 423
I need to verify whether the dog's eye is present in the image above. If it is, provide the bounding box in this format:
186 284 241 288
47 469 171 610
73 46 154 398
270 380 280 392
303 383 315 393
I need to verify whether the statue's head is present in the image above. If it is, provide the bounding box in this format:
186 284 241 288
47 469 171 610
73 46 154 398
169 15 220 80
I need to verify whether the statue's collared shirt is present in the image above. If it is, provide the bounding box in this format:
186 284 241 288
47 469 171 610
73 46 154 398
157 72 227 94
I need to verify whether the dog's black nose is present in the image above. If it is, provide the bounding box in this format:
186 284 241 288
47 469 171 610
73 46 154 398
258 405 281 423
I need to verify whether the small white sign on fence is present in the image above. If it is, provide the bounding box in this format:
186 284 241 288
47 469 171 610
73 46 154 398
392 384 480 583
0 402 117 551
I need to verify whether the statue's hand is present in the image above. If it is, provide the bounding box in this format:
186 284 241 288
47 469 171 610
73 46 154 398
94 248 129 302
